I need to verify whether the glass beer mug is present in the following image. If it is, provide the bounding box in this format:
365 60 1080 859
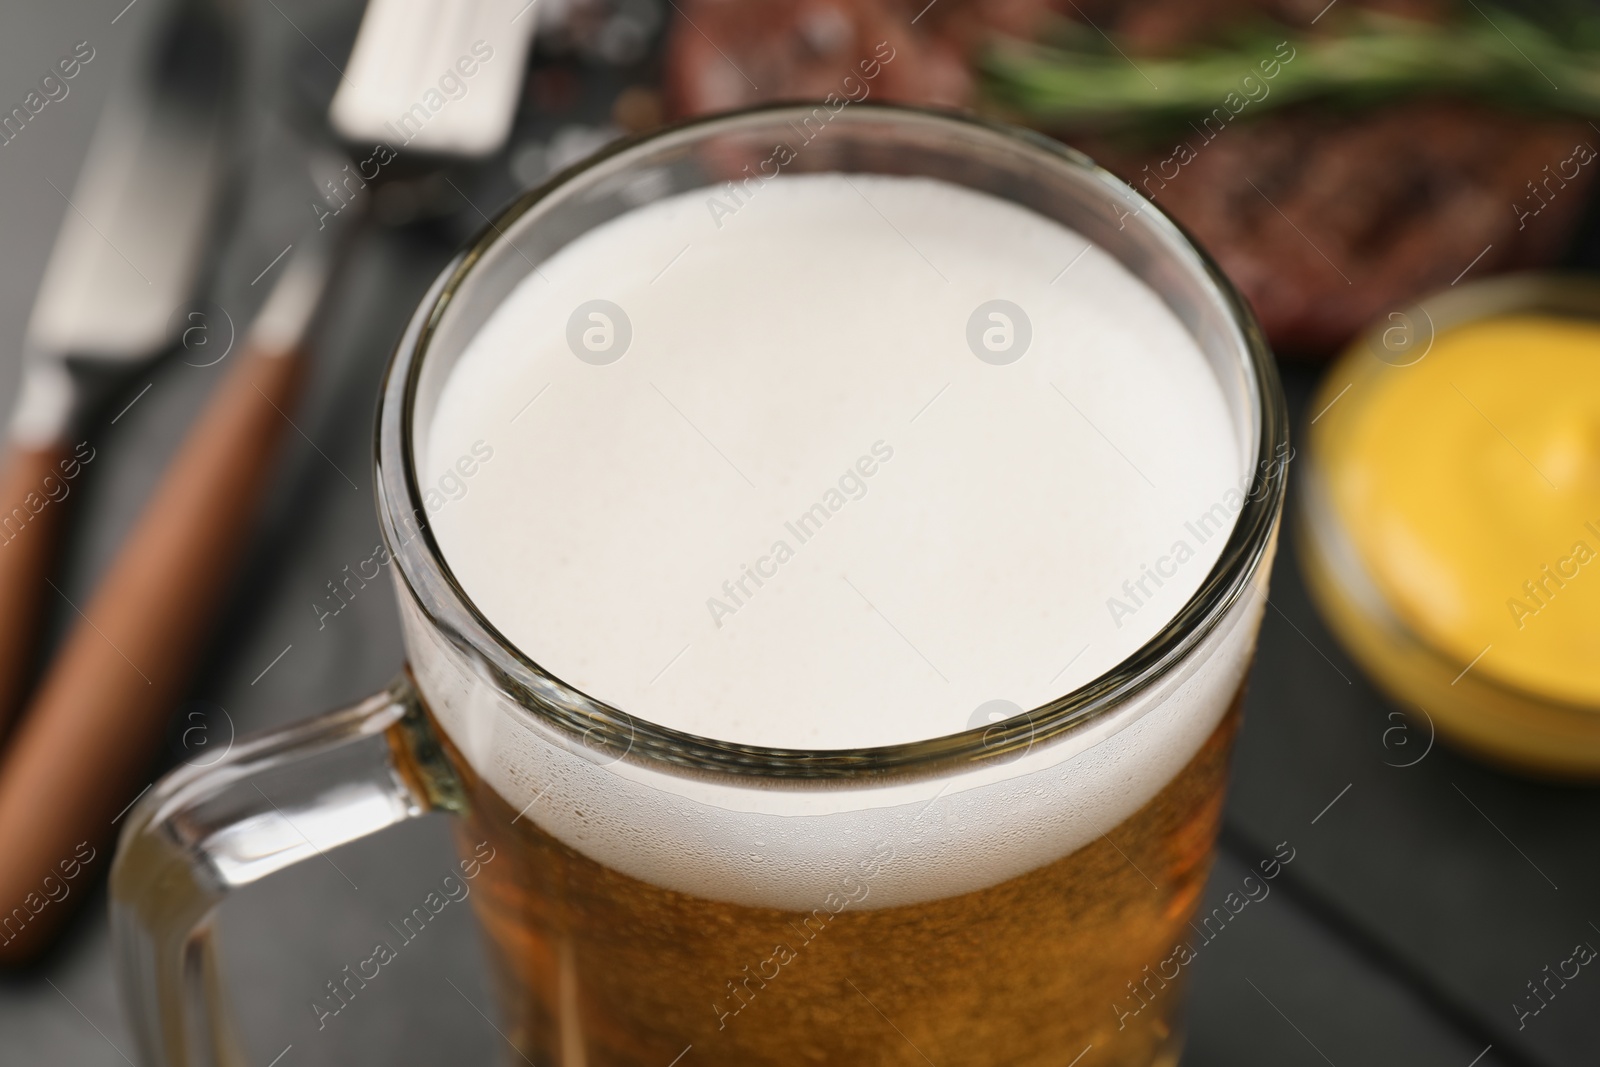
112 104 1286 1067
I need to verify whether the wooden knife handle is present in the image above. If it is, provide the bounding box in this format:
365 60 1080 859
0 443 73 742
0 343 304 964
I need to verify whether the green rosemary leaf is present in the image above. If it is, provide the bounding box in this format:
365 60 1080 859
981 10 1600 125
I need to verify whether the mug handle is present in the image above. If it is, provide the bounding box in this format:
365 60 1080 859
111 673 459 1067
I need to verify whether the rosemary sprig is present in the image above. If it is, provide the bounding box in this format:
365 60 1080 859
981 10 1600 125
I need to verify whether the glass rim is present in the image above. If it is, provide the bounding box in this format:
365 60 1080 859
375 102 1289 782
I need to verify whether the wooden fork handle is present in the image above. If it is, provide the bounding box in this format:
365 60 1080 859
0 343 304 964
0 442 75 742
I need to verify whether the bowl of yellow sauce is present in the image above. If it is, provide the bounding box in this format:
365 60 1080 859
1300 274 1600 776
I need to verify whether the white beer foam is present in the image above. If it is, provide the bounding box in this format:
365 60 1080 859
404 579 1265 910
410 174 1264 907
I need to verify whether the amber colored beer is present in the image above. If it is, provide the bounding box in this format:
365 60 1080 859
430 697 1240 1067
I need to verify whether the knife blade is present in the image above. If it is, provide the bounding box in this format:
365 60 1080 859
0 0 237 740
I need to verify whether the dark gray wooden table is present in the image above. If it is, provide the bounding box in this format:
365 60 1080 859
0 1 1595 1064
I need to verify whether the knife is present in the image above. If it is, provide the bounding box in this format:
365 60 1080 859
0 0 236 739
0 222 340 965
0 0 543 961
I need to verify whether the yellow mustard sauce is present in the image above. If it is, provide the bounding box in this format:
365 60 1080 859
1329 314 1600 708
